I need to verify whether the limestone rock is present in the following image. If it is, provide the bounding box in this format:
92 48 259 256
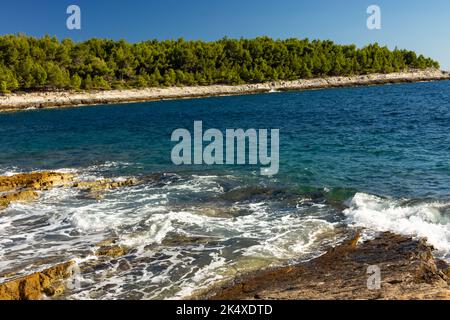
95 245 129 258
74 178 138 199
0 172 73 192
198 232 450 300
0 172 73 210
0 261 76 300
0 189 39 209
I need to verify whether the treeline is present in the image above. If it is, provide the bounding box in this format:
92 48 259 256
0 34 439 93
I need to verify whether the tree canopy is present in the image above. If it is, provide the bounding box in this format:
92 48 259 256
0 34 440 93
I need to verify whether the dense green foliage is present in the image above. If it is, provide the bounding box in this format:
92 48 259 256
0 34 439 93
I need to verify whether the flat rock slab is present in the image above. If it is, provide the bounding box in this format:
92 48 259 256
199 232 449 300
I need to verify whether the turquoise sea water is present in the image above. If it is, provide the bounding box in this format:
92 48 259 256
1 80 450 299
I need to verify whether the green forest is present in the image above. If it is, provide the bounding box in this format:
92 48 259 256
0 34 440 93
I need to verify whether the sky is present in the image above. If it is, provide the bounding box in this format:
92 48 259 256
0 0 449 69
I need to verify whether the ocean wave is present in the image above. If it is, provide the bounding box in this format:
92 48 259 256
0 166 23 176
344 193 450 256
0 165 347 299
163 174 224 194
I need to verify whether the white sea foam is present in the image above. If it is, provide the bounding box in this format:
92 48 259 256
0 166 22 176
174 252 226 299
163 175 224 194
0 165 343 299
344 193 450 255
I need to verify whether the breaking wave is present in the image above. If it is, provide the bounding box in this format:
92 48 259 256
344 193 450 259
0 164 344 299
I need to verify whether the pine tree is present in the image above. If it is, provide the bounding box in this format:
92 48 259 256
0 81 9 94
0 34 440 92
83 75 93 90
71 74 82 90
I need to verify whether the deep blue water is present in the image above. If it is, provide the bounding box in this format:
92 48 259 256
1 80 450 199
1 80 449 299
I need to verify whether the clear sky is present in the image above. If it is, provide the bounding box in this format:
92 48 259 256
0 0 449 69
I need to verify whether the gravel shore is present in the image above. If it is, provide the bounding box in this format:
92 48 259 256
1 69 449 113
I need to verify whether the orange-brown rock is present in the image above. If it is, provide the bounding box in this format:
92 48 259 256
0 261 76 300
73 178 137 191
0 172 73 210
0 172 74 192
95 245 129 258
73 178 138 199
198 232 449 300
0 189 39 209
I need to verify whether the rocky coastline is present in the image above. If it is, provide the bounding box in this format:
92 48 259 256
0 69 449 113
197 232 450 300
0 172 449 300
0 171 138 300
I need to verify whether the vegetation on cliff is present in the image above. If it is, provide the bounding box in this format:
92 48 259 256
0 34 440 93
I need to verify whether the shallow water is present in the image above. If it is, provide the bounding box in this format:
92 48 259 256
1 80 450 299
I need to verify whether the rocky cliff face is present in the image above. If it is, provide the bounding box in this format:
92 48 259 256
199 232 450 300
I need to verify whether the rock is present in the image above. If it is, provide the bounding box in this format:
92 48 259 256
141 173 181 188
96 238 119 247
0 172 73 210
0 261 76 300
0 172 73 192
73 178 137 191
0 189 39 209
0 172 139 209
74 178 138 200
169 204 250 219
197 232 449 300
74 178 138 199
161 233 220 247
95 245 128 258
220 187 287 202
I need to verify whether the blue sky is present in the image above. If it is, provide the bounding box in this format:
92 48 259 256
0 0 449 69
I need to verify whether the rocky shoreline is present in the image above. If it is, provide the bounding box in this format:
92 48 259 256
0 171 138 300
1 172 449 300
0 69 449 113
197 232 450 300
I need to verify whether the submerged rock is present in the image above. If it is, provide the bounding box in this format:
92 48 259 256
168 203 251 219
74 178 139 199
141 173 181 188
198 232 449 300
220 186 289 202
161 233 220 247
0 261 76 300
73 178 138 191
